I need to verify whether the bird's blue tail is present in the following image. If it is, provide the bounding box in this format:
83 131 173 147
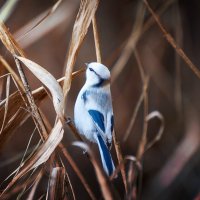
95 134 115 176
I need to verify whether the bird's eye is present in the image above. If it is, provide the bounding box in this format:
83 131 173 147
89 67 94 72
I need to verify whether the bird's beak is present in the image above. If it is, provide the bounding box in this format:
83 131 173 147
85 63 89 68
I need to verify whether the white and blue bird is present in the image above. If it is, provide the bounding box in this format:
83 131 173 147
74 62 115 176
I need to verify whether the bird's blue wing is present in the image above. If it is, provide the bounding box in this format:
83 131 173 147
88 109 105 133
96 134 115 176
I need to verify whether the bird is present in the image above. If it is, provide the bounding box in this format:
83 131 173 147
74 62 115 176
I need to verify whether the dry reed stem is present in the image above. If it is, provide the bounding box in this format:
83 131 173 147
63 0 99 114
174 3 183 116
40 111 93 200
14 57 48 140
123 48 147 142
16 56 65 123
59 143 97 200
0 75 10 134
1 170 43 199
73 142 119 200
143 0 200 80
0 121 63 197
123 90 144 142
137 83 148 160
91 7 127 193
92 15 101 63
0 70 85 150
144 111 165 152
112 130 128 193
110 0 175 84
27 170 43 200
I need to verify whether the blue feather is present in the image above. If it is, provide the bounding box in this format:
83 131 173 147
88 109 105 133
96 134 114 176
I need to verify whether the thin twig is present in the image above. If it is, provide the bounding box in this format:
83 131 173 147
92 15 101 63
143 0 200 80
14 57 48 141
113 130 128 193
59 143 97 200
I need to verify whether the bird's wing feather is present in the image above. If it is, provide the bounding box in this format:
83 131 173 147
88 109 105 133
94 134 115 176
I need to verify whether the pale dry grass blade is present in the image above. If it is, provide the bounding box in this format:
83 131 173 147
123 91 144 142
0 61 6 99
0 120 64 197
0 71 83 150
27 170 43 200
1 170 42 200
136 77 149 160
63 0 99 111
15 0 78 48
144 111 165 152
47 167 68 200
73 142 120 200
143 0 200 80
0 75 10 134
0 0 19 22
16 56 64 122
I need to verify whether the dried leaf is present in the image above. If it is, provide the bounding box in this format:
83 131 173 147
0 20 48 141
16 56 64 121
144 111 165 151
73 141 120 200
63 0 99 108
1 120 64 197
0 71 83 150
0 21 26 57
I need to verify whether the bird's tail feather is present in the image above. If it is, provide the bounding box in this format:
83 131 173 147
95 134 115 176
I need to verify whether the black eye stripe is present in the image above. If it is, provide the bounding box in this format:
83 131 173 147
89 67 94 72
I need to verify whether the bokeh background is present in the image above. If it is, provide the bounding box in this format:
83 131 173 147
0 0 200 199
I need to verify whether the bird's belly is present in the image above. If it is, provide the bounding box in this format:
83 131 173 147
74 101 97 143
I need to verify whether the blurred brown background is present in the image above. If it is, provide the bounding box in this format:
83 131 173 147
0 0 200 199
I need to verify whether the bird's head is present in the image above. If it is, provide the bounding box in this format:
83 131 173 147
85 62 111 87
